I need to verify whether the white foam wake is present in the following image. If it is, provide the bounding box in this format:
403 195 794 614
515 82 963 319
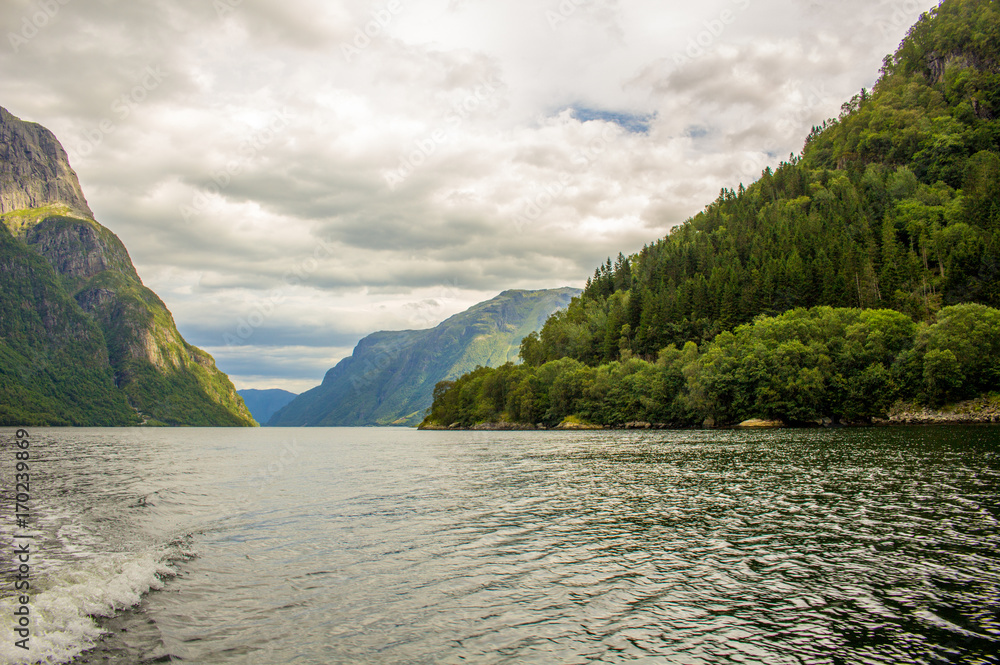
0 548 176 665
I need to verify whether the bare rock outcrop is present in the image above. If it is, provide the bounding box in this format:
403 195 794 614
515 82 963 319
0 106 93 218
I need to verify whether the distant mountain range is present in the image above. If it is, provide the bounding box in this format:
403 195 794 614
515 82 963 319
0 106 256 426
238 389 297 424
268 288 580 427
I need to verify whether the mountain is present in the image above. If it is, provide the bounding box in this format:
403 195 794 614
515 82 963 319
269 288 580 427
0 106 256 426
424 0 1000 428
238 389 297 424
524 0 1000 367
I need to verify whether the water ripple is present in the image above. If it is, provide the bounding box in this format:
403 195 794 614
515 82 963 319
4 426 998 664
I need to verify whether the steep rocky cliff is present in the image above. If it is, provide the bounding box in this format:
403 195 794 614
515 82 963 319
0 106 92 220
0 106 255 426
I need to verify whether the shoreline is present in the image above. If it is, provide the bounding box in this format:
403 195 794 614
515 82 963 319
888 395 1000 425
420 396 1000 431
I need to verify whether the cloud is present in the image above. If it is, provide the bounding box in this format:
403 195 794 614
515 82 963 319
0 0 939 389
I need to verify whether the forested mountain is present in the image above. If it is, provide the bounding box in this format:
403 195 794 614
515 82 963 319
269 288 579 427
524 0 998 367
424 0 1000 428
0 106 256 426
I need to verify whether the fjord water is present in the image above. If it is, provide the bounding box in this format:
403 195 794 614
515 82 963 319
1 428 998 664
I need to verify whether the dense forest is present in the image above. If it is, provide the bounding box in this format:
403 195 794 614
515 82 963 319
424 304 1000 427
423 0 1000 428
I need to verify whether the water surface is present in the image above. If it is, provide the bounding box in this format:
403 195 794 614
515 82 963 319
1 427 998 664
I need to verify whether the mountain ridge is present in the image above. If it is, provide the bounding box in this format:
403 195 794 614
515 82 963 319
0 106 256 426
238 389 298 424
269 287 580 427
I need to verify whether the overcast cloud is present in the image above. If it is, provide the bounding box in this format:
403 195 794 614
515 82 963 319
1 0 937 392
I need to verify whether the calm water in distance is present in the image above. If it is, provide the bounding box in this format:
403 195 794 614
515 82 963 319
0 426 998 664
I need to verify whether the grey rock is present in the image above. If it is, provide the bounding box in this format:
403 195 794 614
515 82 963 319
0 106 92 219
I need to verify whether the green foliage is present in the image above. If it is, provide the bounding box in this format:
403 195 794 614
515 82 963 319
685 308 916 424
521 0 1000 370
912 303 1000 403
424 305 1000 428
0 228 138 426
1 204 86 237
437 3 1000 429
0 213 257 427
118 354 256 427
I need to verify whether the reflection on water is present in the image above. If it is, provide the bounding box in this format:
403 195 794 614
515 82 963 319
1 426 998 664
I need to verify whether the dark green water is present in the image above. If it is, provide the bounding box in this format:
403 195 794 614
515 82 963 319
2 426 998 663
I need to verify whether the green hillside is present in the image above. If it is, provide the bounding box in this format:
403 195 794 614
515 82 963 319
269 288 579 427
424 0 1000 428
0 227 136 426
0 107 256 427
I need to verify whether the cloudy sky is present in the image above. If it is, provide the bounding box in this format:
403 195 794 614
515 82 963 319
1 0 937 392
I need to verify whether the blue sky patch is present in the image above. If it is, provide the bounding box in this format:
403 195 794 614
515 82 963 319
570 106 655 134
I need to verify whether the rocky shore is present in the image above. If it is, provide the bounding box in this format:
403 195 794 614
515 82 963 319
888 396 1000 425
419 397 1000 431
418 420 661 431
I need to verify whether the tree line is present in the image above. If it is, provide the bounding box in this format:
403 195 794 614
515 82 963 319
424 305 1000 428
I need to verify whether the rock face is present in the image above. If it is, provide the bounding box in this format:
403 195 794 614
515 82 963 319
0 106 92 218
0 105 255 427
889 398 1000 424
25 215 140 284
269 288 581 427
